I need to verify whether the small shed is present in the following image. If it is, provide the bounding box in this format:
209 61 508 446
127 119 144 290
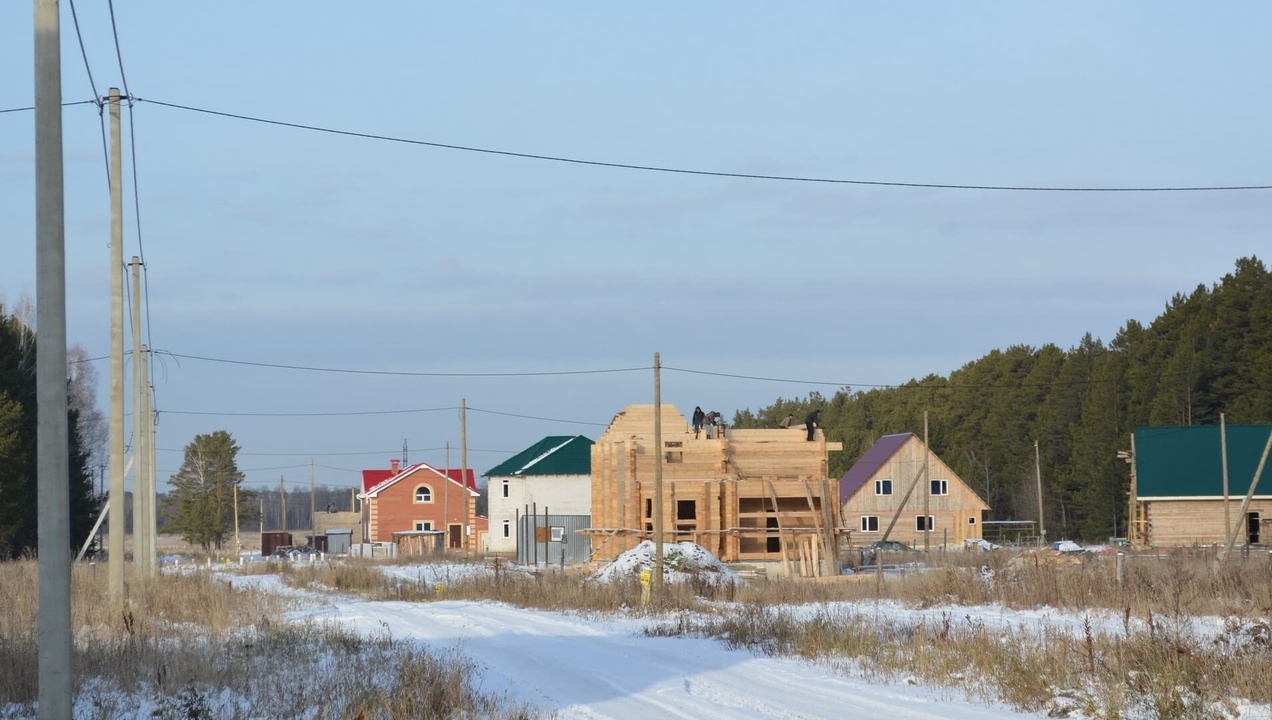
260 531 293 556
326 528 353 555
393 530 445 557
517 513 592 566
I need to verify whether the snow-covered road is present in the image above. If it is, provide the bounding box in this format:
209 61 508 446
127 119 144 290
308 598 1043 719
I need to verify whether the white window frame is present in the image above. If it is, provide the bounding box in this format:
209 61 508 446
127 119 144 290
915 515 934 531
550 526 566 543
860 515 879 532
502 520 511 538
930 479 948 496
414 521 432 531
968 516 977 525
875 479 893 496
502 480 510 498
414 485 433 503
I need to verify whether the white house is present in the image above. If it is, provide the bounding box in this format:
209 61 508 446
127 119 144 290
484 435 593 557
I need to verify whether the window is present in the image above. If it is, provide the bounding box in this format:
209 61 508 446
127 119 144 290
502 520 510 538
875 479 893 495
414 485 432 503
930 479 948 496
915 515 934 531
860 516 879 532
550 526 565 543
502 480 509 498
414 521 432 531
968 516 977 525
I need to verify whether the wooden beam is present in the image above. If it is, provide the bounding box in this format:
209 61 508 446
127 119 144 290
766 479 794 577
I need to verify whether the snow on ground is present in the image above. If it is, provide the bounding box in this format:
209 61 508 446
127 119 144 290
301 597 1044 719
591 541 743 586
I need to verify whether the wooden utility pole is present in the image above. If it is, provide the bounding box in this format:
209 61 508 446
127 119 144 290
310 458 316 546
653 352 664 600
35 2 72 711
130 258 144 574
923 411 930 552
1222 430 1272 561
107 87 125 603
460 399 468 552
279 476 286 534
1123 434 1139 545
259 496 263 536
1221 414 1231 543
1034 440 1046 545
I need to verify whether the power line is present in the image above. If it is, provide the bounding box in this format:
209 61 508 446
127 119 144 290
64 0 109 189
0 100 98 114
162 405 458 418
467 406 607 427
105 0 131 99
165 351 648 377
134 97 1272 192
662 365 1169 390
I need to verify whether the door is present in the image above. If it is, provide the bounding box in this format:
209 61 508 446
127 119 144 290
1248 513 1261 545
449 523 463 550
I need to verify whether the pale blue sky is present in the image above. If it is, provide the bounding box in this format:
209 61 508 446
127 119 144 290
2 3 1269 494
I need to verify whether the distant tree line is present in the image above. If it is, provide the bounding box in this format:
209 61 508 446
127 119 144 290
733 257 1272 542
0 302 101 559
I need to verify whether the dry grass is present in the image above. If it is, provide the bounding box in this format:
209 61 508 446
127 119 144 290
9 548 1266 717
0 561 535 719
644 603 1272 718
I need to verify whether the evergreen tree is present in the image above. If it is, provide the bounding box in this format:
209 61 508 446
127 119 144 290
168 430 245 550
734 257 1270 541
0 306 101 558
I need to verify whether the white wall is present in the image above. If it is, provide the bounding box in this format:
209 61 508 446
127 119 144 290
487 474 591 553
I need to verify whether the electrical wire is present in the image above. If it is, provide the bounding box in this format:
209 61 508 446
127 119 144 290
134 97 1272 192
64 0 110 189
161 406 458 418
467 407 608 427
0 100 98 113
662 365 1160 390
105 0 131 99
165 352 647 377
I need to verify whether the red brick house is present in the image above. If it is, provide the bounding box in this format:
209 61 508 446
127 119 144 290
359 460 486 552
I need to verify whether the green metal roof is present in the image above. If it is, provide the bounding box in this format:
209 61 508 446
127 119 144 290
483 435 594 477
1135 424 1272 498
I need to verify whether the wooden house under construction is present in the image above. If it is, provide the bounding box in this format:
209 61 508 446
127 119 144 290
585 404 843 576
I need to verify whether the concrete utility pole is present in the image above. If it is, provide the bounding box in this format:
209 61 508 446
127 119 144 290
35 0 72 713
279 476 286 533
130 260 145 575
142 345 154 571
460 399 468 552
1034 439 1046 544
653 352 664 600
310 458 316 546
233 485 240 553
107 86 125 603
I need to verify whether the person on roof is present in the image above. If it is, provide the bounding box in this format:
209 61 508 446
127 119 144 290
692 406 705 438
805 409 821 441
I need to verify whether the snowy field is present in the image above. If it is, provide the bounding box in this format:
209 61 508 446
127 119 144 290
11 544 1270 719
235 543 1272 720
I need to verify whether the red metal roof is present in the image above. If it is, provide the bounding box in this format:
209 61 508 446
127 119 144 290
361 469 395 493
361 462 478 497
